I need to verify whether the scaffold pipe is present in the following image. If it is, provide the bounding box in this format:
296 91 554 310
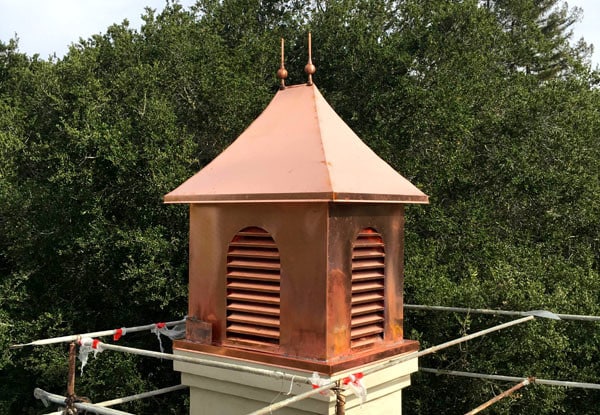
405 304 600 321
246 382 337 415
41 385 188 415
91 341 314 385
362 315 534 377
245 315 535 415
95 384 188 407
421 367 600 390
11 318 186 348
465 378 531 414
34 388 133 415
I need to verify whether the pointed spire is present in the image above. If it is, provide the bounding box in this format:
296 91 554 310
276 38 288 90
304 32 316 86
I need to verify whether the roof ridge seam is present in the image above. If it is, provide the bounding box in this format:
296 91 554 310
311 85 334 194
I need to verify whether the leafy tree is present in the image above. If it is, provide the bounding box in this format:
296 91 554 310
481 0 592 77
0 1 598 414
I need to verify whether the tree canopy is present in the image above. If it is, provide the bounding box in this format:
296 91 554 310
1 0 599 414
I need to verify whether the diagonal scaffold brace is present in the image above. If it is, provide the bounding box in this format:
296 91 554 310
464 377 533 415
245 315 536 415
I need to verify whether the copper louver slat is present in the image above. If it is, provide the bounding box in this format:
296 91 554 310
351 270 385 281
226 227 280 347
350 324 385 339
352 259 385 270
351 303 384 316
227 248 280 259
351 228 385 350
227 324 280 339
352 249 386 259
351 292 384 304
227 270 280 282
229 241 277 248
227 313 280 327
227 259 280 270
227 281 280 293
227 302 280 316
351 281 385 293
353 241 384 248
235 230 275 238
351 314 384 327
227 292 280 304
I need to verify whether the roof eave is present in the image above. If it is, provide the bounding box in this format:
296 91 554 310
163 192 429 204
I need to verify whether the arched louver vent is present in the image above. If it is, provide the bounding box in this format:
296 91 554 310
226 227 280 347
351 228 385 350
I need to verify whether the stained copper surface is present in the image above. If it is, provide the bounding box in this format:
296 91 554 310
167 74 427 375
180 201 416 372
164 84 428 204
186 318 212 344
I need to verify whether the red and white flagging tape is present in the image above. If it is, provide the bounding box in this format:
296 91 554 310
310 371 367 403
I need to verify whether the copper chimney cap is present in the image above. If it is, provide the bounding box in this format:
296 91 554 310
164 84 428 204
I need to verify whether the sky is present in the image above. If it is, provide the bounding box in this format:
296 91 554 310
0 0 599 67
0 0 196 59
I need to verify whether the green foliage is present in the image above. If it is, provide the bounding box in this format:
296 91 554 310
0 1 599 414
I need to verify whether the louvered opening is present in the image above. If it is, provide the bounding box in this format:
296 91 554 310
226 227 280 347
351 228 385 350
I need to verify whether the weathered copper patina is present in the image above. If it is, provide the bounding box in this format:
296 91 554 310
167 80 427 374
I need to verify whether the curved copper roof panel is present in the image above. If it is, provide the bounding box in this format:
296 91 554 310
164 84 428 204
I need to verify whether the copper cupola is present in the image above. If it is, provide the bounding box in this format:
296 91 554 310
165 42 428 374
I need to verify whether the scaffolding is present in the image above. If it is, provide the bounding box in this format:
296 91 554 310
19 306 600 414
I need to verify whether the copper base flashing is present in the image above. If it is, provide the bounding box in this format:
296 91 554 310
173 339 419 375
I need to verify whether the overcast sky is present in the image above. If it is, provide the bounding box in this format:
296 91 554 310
0 0 195 59
0 0 598 67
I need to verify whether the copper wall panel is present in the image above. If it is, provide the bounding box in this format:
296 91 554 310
182 201 416 373
187 202 330 359
327 204 405 349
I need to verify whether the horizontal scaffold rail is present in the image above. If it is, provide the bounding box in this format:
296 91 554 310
11 318 187 348
421 368 600 390
405 304 600 321
40 385 188 415
34 388 133 415
80 340 315 386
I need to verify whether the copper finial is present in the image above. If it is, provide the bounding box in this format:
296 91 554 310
276 38 288 90
304 32 316 86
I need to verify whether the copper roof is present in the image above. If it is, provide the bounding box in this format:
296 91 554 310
164 84 428 204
